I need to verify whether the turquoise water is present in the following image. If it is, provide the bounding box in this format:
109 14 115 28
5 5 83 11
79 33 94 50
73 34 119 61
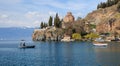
0 41 120 66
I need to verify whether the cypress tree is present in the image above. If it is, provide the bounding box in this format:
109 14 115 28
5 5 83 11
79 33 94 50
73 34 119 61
48 16 53 26
40 22 44 29
43 22 46 28
54 13 60 28
43 22 48 28
97 4 99 9
102 2 106 8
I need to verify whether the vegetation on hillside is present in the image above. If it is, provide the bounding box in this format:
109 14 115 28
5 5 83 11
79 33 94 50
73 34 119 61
48 16 53 26
63 20 88 36
84 33 99 40
40 13 62 28
117 1 120 12
72 33 81 40
97 0 119 9
54 13 62 28
40 22 48 29
90 24 96 29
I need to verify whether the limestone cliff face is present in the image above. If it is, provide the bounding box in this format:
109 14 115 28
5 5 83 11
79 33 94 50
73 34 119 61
32 29 46 41
85 4 120 34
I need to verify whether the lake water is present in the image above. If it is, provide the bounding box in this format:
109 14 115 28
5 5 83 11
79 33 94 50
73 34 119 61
0 28 120 66
0 40 120 66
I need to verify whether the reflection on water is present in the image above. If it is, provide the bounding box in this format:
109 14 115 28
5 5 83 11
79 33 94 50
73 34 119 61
0 41 120 66
94 42 120 66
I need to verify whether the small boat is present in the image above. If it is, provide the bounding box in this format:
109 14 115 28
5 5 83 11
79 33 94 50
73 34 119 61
93 43 108 46
93 42 108 46
19 45 35 49
19 41 35 48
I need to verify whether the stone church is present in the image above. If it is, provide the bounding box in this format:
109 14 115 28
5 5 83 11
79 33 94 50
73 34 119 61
62 12 75 28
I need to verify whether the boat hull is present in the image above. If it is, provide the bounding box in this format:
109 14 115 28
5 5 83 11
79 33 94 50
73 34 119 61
19 45 35 48
93 43 108 46
93 41 108 46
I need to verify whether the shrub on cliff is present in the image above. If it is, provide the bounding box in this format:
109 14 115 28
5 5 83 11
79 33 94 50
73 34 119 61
84 33 99 40
117 2 120 12
72 33 81 40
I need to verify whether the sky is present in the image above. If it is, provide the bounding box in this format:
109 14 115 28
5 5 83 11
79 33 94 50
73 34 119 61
0 0 107 28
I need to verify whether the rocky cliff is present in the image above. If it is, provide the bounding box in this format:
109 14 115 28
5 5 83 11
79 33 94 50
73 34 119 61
85 4 120 35
32 27 64 41
32 12 75 41
32 12 87 41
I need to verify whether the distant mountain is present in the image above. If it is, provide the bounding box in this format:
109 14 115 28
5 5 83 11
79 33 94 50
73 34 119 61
0 27 34 40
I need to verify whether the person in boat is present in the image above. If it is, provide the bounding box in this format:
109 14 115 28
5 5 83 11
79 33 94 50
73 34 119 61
23 42 26 46
20 42 25 46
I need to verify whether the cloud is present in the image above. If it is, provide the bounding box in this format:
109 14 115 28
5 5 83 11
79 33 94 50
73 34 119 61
25 11 49 21
0 14 8 19
0 0 108 28
0 0 22 5
48 11 56 16
74 12 83 17
0 11 50 27
0 12 41 27
25 11 41 18
48 1 86 10
32 0 87 10
0 18 40 28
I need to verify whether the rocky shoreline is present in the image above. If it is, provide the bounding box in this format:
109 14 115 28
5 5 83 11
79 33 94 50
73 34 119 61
32 27 64 41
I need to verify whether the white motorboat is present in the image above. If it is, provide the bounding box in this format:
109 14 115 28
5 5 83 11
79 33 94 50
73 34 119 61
93 42 108 46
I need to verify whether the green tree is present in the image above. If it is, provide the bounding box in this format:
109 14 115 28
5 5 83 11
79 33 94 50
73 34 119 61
44 22 48 28
40 22 44 29
48 16 53 26
114 0 119 4
90 24 96 29
97 4 100 9
97 0 120 9
54 13 61 28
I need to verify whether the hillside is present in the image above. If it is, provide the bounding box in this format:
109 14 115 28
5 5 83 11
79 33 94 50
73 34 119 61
84 3 120 35
32 0 120 41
